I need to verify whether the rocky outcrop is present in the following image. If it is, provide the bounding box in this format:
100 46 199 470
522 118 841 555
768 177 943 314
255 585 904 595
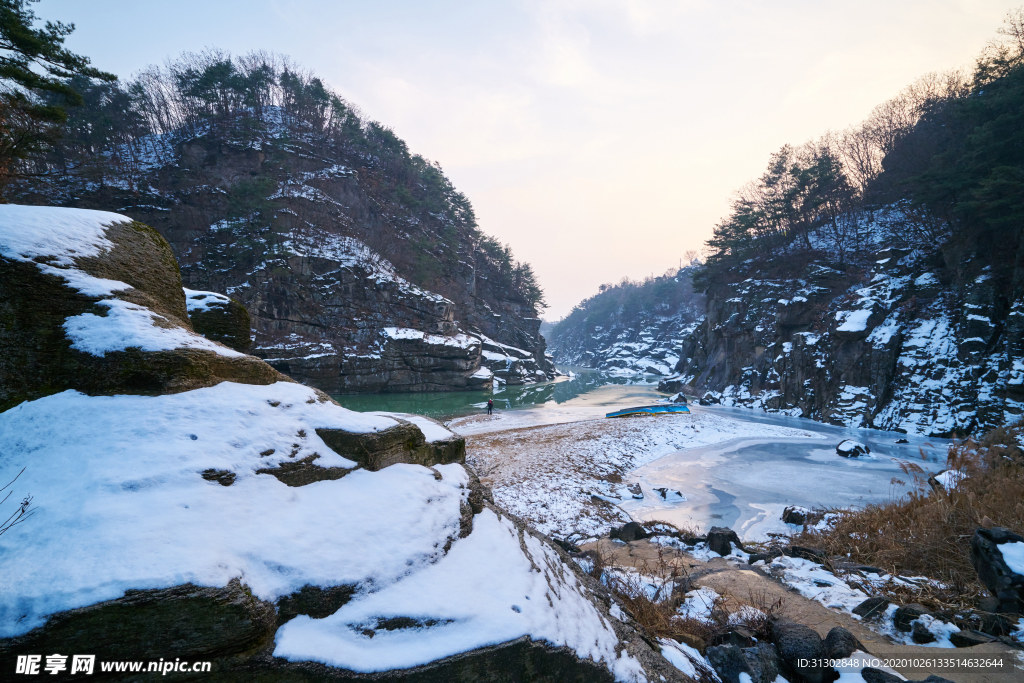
547 267 704 376
0 209 279 411
663 242 1024 437
185 288 252 352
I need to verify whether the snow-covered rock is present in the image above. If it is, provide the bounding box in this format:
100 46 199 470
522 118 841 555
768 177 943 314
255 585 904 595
836 439 870 457
0 206 279 412
184 287 253 352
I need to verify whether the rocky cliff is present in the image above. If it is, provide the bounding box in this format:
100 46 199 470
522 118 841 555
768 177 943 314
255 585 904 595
16 54 553 394
659 221 1024 437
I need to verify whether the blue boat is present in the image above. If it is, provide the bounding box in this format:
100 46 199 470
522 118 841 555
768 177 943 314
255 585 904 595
605 404 690 418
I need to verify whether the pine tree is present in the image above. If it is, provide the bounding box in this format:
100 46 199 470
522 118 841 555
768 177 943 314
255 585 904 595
0 0 115 189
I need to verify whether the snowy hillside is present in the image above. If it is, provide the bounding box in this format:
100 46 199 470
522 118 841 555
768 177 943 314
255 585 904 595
547 267 704 377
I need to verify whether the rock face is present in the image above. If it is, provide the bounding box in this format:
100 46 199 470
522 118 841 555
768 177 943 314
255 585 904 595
663 241 1024 437
0 208 279 411
969 526 1024 614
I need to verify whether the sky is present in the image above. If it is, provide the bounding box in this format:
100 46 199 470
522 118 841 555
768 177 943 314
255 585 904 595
45 0 1021 319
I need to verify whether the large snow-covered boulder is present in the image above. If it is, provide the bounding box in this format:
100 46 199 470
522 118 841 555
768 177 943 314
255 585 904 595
0 206 277 410
0 383 683 680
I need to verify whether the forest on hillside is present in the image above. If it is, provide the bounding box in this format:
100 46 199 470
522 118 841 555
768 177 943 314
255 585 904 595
700 8 1024 300
3 44 545 311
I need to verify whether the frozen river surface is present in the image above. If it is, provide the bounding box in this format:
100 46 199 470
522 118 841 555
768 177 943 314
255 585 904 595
618 405 951 541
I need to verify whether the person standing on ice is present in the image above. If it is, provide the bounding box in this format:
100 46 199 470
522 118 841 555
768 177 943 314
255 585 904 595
487 399 494 415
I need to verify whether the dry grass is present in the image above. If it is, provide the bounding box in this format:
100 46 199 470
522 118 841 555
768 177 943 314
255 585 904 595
793 422 1024 607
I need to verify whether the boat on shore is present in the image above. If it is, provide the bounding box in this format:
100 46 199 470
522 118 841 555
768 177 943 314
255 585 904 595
605 404 690 418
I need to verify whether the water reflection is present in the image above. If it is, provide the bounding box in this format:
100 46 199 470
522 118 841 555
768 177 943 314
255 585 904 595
331 368 660 419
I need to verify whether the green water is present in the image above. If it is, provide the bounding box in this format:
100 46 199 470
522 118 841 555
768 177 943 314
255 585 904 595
331 368 662 419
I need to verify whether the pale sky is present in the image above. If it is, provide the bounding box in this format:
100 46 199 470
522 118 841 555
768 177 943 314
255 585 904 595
47 0 1020 318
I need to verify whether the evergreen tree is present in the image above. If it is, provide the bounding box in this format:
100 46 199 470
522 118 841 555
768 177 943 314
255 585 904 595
0 0 115 189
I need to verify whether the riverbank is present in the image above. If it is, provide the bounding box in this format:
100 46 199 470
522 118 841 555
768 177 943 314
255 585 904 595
458 409 822 539
455 401 950 542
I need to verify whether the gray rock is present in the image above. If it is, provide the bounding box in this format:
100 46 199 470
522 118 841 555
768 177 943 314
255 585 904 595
707 642 780 683
893 604 931 632
836 439 870 457
706 644 749 683
949 629 996 648
852 596 890 620
861 668 903 683
770 620 830 683
707 526 744 556
911 620 937 644
969 526 1024 614
615 522 648 542
823 626 864 659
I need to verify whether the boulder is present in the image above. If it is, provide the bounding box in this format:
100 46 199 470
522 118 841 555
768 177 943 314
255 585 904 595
613 522 649 543
852 596 890 620
836 439 870 457
969 526 1024 614
769 620 830 683
0 210 281 411
823 626 863 659
949 629 996 648
185 288 253 352
893 604 931 632
911 620 937 644
707 526 744 556
627 482 644 499
706 642 780 683
782 506 808 525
